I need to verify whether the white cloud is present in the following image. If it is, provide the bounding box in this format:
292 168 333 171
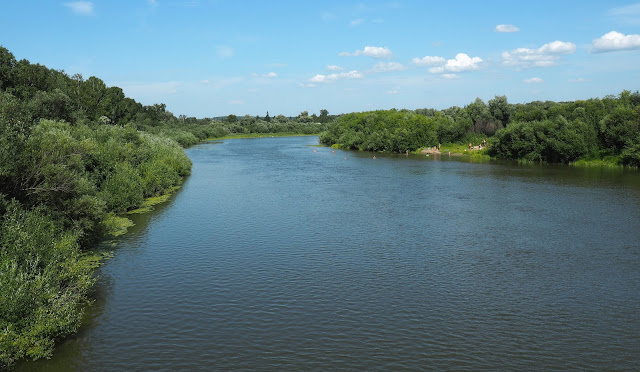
502 40 576 68
524 77 543 83
64 1 94 15
327 65 344 71
411 56 446 66
371 62 406 72
442 74 460 79
262 72 277 78
339 46 393 59
309 70 363 83
216 46 234 59
350 18 365 26
387 89 399 94
495 24 519 33
200 79 209 84
592 31 640 52
539 40 576 54
431 53 482 73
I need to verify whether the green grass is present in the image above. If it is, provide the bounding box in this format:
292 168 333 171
103 214 135 236
570 155 623 168
436 143 491 159
127 186 181 215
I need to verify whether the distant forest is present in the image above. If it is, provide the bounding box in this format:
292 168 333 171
320 92 640 166
1 44 639 368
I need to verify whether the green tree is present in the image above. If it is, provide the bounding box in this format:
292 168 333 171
488 95 512 127
319 109 329 123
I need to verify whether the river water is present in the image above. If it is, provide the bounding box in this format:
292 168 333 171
18 136 640 371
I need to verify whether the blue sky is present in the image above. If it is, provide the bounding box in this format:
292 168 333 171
2 1 640 117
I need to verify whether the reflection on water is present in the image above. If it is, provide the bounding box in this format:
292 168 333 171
18 136 640 371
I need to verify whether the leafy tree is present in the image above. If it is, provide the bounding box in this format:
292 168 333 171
0 46 17 90
319 109 329 123
488 95 512 127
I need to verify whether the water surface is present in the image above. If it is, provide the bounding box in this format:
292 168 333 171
19 136 640 371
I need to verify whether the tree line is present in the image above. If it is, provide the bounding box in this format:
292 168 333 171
319 92 640 166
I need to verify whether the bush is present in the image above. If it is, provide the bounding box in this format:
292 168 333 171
0 201 98 368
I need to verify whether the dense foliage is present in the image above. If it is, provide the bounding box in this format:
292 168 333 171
319 110 439 152
489 91 640 165
320 92 640 166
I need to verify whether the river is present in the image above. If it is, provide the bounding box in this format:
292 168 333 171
18 136 640 371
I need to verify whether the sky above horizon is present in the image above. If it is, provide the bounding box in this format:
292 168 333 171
2 1 640 118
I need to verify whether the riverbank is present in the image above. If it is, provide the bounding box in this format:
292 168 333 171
419 143 491 159
103 185 183 238
420 144 633 169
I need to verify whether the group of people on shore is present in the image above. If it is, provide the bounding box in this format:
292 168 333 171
469 139 488 150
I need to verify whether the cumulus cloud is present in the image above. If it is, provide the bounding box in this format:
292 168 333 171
371 62 406 72
350 18 365 26
427 53 482 74
502 40 576 68
64 1 94 15
339 46 393 59
592 31 640 52
263 72 277 78
327 65 344 71
495 24 519 33
309 70 363 83
411 56 446 66
524 77 543 83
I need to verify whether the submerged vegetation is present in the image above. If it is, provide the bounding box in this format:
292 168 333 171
320 92 640 167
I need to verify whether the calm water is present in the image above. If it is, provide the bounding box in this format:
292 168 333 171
18 136 640 371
